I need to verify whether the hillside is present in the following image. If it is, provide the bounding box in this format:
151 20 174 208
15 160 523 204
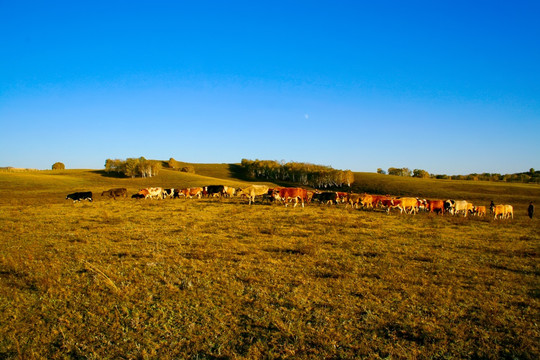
1 164 539 209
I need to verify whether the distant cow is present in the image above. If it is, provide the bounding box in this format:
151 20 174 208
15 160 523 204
312 192 338 205
176 187 203 199
504 205 514 219
336 192 348 203
426 200 445 214
275 187 308 208
205 185 225 197
131 193 145 199
398 197 420 214
360 194 374 208
346 193 362 208
237 185 270 205
493 204 506 219
473 205 486 217
66 191 93 203
453 200 471 217
493 204 513 219
223 186 236 198
101 188 127 200
138 187 163 199
380 198 401 213
444 200 455 214
163 189 175 199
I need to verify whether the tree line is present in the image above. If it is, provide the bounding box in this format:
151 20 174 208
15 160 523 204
240 159 354 188
104 157 162 178
377 167 540 184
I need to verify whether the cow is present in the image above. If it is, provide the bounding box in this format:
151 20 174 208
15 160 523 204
360 194 374 209
371 195 387 208
346 193 362 208
453 200 470 217
274 187 308 208
236 185 270 205
306 190 315 204
101 188 127 200
504 205 514 219
131 193 145 199
205 185 225 197
312 192 339 205
398 197 420 214
493 204 506 219
137 189 150 199
466 202 475 216
444 200 455 214
223 186 236 198
138 187 163 199
426 200 445 214
473 205 486 217
176 187 203 199
162 189 175 199
380 198 401 213
66 191 93 203
417 198 428 211
336 192 348 203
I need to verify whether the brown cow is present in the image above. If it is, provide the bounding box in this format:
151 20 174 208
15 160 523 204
274 187 308 208
473 205 486 217
176 187 203 199
426 200 445 214
360 194 374 208
346 193 362 208
380 198 401 213
101 188 127 200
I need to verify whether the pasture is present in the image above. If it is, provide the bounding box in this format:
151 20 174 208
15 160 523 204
0 168 539 359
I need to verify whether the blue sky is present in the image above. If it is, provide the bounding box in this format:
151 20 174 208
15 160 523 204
1 1 539 174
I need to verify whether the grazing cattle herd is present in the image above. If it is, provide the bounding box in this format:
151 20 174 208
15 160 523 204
65 184 522 220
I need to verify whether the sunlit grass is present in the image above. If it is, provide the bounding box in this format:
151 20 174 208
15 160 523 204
0 169 539 358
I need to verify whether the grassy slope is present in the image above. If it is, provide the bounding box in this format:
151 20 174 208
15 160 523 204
0 166 539 359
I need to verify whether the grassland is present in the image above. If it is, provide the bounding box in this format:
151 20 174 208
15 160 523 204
0 167 538 359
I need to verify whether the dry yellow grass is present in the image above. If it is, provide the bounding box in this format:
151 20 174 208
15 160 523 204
0 169 538 359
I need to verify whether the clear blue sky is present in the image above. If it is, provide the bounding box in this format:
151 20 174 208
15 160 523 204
1 1 539 174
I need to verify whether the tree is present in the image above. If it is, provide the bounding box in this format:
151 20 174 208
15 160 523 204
413 169 430 178
377 168 386 175
52 162 65 170
388 167 411 177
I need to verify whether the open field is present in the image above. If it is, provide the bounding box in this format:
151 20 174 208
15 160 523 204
0 168 539 359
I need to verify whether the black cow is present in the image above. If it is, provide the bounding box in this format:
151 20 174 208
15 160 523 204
312 192 339 205
205 185 225 197
66 191 93 203
131 193 145 199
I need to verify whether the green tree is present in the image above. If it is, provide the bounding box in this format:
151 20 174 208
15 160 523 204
52 162 65 170
413 169 429 178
